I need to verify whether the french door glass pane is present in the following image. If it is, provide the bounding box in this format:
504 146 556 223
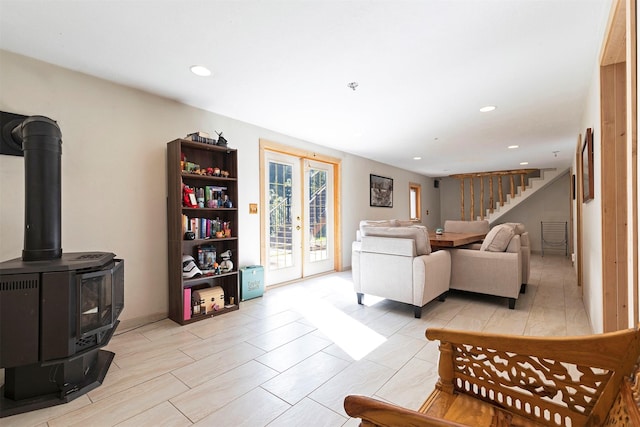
269 161 293 270
308 168 328 262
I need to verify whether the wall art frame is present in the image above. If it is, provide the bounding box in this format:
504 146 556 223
582 127 594 203
370 174 393 207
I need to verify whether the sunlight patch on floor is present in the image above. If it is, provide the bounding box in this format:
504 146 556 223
292 295 386 360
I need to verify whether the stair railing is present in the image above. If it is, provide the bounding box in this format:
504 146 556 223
449 168 538 220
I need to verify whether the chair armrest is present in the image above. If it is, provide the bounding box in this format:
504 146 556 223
344 395 467 427
425 327 640 426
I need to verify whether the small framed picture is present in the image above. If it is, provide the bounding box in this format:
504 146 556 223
370 174 393 207
582 128 594 203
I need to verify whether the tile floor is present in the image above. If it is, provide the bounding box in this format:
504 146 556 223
2 254 591 426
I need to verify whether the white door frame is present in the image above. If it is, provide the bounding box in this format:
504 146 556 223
259 139 342 286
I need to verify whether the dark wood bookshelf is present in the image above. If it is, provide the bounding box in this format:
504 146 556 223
167 139 239 325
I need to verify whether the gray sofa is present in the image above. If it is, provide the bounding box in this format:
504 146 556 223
448 223 523 309
443 219 490 235
352 220 451 318
444 219 530 287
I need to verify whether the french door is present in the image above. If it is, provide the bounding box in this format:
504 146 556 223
264 151 335 285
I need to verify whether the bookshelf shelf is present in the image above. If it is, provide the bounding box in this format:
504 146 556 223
167 138 239 325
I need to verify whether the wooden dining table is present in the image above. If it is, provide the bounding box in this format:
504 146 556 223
428 231 486 249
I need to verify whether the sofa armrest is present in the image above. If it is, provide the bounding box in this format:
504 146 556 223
449 248 521 298
351 241 361 291
413 251 451 306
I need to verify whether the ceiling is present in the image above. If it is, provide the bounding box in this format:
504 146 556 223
0 0 612 177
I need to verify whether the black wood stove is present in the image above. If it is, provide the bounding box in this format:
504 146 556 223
0 115 124 417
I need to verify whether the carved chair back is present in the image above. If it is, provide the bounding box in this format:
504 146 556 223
426 327 640 427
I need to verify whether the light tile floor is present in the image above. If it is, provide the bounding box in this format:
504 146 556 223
2 254 591 426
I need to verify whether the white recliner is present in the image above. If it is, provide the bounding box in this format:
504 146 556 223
352 221 451 318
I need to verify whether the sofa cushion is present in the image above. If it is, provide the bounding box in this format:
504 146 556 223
480 224 515 252
359 220 398 238
361 225 431 255
502 222 526 235
444 220 490 234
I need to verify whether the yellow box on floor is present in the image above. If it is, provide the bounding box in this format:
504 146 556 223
193 286 225 314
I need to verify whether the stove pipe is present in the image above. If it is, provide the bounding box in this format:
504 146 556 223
12 116 63 261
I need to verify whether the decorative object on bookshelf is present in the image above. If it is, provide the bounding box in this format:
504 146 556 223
215 131 228 146
220 249 233 273
182 255 202 279
167 138 239 325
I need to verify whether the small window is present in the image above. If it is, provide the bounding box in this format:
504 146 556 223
409 183 421 221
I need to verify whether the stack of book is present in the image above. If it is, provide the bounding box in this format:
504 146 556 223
185 131 217 145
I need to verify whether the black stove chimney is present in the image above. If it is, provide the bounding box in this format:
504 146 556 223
12 116 63 261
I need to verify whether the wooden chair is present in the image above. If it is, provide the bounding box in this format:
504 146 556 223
345 327 640 426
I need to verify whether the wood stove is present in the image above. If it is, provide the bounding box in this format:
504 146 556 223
0 115 124 417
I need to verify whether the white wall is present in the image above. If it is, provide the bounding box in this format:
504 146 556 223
0 50 436 328
340 154 441 234
575 53 604 333
497 172 571 254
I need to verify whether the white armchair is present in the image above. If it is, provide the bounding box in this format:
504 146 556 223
352 223 451 318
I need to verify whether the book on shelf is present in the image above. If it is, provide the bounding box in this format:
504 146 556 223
183 288 191 321
183 216 230 240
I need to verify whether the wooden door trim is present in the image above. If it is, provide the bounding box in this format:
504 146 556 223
259 139 342 273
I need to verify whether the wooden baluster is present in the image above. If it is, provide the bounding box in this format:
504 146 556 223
480 176 485 220
489 176 494 213
498 176 504 206
521 173 526 192
510 174 515 198
436 341 455 394
469 178 475 220
460 179 465 220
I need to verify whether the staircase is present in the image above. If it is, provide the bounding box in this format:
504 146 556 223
485 168 567 224
449 167 568 224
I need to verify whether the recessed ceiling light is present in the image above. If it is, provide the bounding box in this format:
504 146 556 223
520 162 529 165
508 145 519 149
480 105 496 113
413 156 422 160
190 65 211 77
